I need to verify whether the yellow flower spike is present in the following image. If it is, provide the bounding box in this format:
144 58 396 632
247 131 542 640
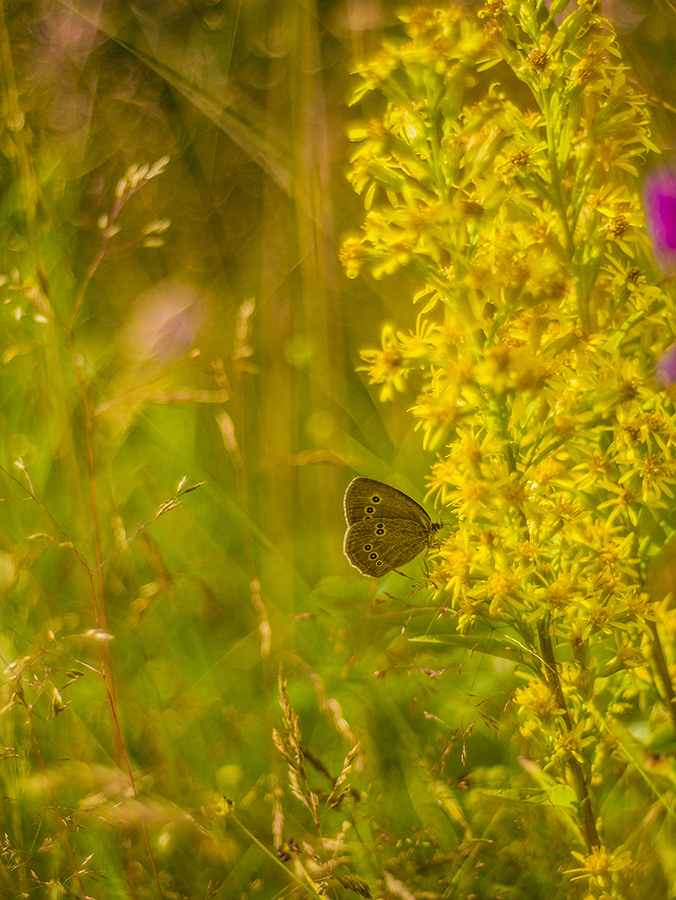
567 845 634 890
359 324 411 401
343 2 676 886
486 569 516 605
338 237 366 279
546 577 575 610
514 678 560 720
554 727 591 765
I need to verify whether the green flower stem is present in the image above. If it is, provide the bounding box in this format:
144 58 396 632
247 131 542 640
646 619 676 738
541 89 575 256
537 616 600 850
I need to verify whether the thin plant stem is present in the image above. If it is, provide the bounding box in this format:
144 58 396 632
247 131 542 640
647 619 676 737
537 617 600 851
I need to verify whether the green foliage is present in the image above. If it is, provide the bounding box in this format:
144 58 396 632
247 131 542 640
1 1 676 899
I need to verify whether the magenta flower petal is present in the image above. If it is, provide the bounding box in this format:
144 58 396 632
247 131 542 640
656 343 676 386
643 167 676 258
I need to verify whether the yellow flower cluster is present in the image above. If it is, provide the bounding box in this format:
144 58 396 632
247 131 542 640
343 2 676 635
343 3 676 878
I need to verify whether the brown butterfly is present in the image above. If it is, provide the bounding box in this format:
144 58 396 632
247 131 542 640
343 477 443 577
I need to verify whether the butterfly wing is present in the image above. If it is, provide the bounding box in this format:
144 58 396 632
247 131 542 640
343 477 438 577
343 477 431 527
344 519 432 576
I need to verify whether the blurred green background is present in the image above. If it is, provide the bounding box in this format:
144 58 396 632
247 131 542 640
0 1 675 897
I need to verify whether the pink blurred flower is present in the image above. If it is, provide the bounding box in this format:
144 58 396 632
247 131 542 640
643 167 676 264
124 280 203 365
656 343 676 386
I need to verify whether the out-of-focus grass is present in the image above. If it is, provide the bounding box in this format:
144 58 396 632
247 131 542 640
0 1 675 898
